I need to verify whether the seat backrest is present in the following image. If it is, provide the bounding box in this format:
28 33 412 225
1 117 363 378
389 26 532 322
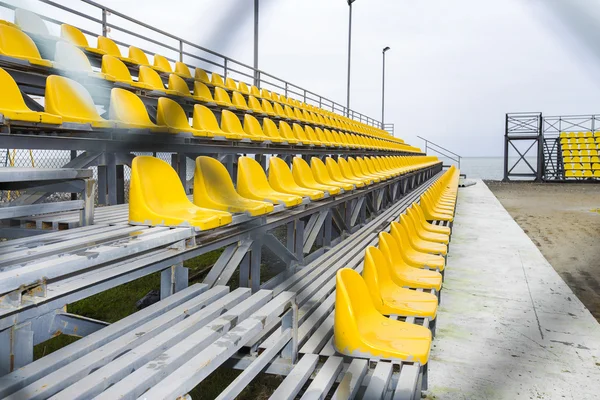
304 126 319 142
174 62 192 78
97 36 124 57
237 156 273 194
101 55 133 82
211 73 225 87
139 66 166 90
0 24 43 61
260 88 272 100
193 81 214 101
130 156 189 211
292 123 310 142
268 157 296 188
194 156 238 205
314 128 328 144
244 114 265 138
273 102 287 118
221 109 245 135
325 158 344 180
378 231 403 265
168 74 191 96
54 41 92 72
45 75 105 122
129 46 150 65
363 246 392 304
278 121 296 141
390 220 414 251
263 118 283 140
109 88 155 126
194 68 210 83
15 8 49 36
238 81 250 95
335 268 377 331
311 157 333 181
192 104 223 133
250 85 261 97
214 87 232 105
60 24 89 47
292 157 319 185
247 96 263 113
232 91 248 109
156 97 191 130
225 77 238 91
261 99 276 115
0 67 31 112
153 54 172 72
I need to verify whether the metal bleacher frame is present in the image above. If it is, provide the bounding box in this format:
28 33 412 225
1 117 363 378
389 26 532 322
0 1 446 398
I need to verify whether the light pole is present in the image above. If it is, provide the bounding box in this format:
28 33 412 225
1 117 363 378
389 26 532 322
346 0 356 117
381 46 390 128
253 0 259 87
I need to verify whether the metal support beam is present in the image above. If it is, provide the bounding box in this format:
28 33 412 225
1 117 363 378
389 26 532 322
51 313 109 338
160 263 189 300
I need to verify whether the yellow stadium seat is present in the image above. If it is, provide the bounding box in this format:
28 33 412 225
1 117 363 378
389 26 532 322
390 221 445 271
325 157 365 188
174 62 192 78
292 123 315 145
156 97 207 136
238 81 250 95
192 104 230 138
194 68 210 83
305 126 325 147
101 55 153 90
271 92 281 103
224 77 238 91
292 157 341 195
378 232 443 290
0 25 52 67
278 121 300 144
261 99 277 117
153 54 172 73
247 95 265 114
284 105 298 121
109 88 165 131
338 157 373 186
310 157 354 191
260 88 272 101
60 24 106 55
212 87 234 108
363 246 438 319
348 157 381 183
192 81 215 103
231 91 250 111
14 8 50 36
268 157 324 200
263 118 293 143
314 127 331 146
250 85 261 98
97 36 137 64
333 268 432 364
45 75 114 128
128 46 150 66
237 156 303 207
272 102 288 119
221 110 258 141
0 68 61 124
413 203 451 235
211 72 226 88
168 73 192 97
193 156 273 216
129 156 232 230
243 114 276 142
139 66 179 95
405 210 449 245
360 157 390 179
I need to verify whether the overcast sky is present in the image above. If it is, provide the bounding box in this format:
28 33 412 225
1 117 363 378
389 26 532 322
4 0 600 156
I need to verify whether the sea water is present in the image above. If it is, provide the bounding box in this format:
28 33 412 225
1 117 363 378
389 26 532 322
437 157 538 180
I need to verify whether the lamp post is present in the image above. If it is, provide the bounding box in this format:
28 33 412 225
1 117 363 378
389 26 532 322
346 0 356 117
381 46 390 128
253 0 259 86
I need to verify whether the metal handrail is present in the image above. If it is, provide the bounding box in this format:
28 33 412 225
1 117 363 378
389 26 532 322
4 0 385 128
416 136 461 168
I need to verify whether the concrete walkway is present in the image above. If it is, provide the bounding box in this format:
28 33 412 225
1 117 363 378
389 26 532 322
428 180 600 399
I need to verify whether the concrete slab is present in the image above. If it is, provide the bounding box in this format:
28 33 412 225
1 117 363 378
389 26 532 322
428 180 600 400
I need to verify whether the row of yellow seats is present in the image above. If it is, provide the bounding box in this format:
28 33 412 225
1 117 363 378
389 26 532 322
561 144 600 150
563 156 600 163
564 163 600 170
129 155 440 230
562 149 599 157
0 12 396 142
333 166 459 364
559 131 600 138
565 170 600 178
560 138 599 145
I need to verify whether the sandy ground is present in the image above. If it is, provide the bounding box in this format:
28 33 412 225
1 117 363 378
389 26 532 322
486 181 600 321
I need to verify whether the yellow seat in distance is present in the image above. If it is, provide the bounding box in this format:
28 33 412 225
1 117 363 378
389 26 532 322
310 157 354 191
405 207 449 244
45 75 114 128
109 88 165 131
174 62 192 78
292 157 341 195
263 118 294 143
129 156 232 230
333 268 432 364
101 55 154 90
0 68 61 124
268 157 325 201
156 97 208 136
128 46 151 66
0 25 52 67
167 74 193 97
390 221 445 271
348 157 381 183
379 232 443 290
60 24 107 55
243 114 277 142
221 110 259 141
97 36 137 64
325 157 365 188
363 246 438 319
413 203 451 235
237 156 303 207
338 157 373 186
193 156 273 216
191 105 235 139
153 54 172 73
138 66 179 95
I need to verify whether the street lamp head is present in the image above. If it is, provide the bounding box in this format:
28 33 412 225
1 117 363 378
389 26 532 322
348 0 356 4
383 46 391 53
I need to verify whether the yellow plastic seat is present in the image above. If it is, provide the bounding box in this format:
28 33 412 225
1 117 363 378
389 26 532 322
109 88 165 131
338 157 373 186
333 268 432 364
261 88 272 100
367 157 395 178
310 157 354 191
379 232 443 290
268 157 325 200
390 221 445 271
129 156 232 230
139 66 179 95
168 73 193 97
348 157 381 183
292 123 316 145
0 25 52 67
250 85 262 98
214 87 235 108
0 68 61 124
225 77 238 91
263 118 292 143
273 102 288 119
174 62 192 78
279 121 301 144
232 91 250 111
153 54 172 73
60 24 106 55
191 104 227 138
363 246 438 319
156 97 207 136
243 114 276 142
221 110 257 141
238 81 250 95
194 68 210 83
247 96 266 114
237 156 303 207
261 99 278 117
358 157 388 180
405 208 449 244
211 73 226 88
101 55 154 90
325 157 365 188
305 126 325 146
45 75 114 128
293 157 341 195
194 156 273 216
193 81 216 103
128 46 150 66
97 36 137 64
413 203 451 235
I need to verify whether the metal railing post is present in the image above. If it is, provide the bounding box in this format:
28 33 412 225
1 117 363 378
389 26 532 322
284 82 288 97
178 40 183 62
303 89 307 103
101 8 108 36
224 58 228 78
